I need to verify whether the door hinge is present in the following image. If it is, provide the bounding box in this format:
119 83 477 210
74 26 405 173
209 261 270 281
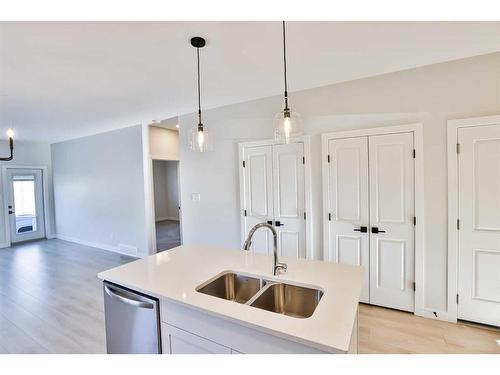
327 154 331 163
457 219 460 230
412 282 416 291
456 143 460 154
303 212 306 220
328 213 332 221
243 209 247 216
242 160 246 168
413 149 416 159
413 216 416 226
302 156 305 165
456 294 459 304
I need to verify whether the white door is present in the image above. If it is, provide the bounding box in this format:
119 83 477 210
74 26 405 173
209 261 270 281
369 133 415 312
327 137 370 303
457 124 500 326
241 145 274 254
241 142 306 258
272 143 306 258
6 168 46 243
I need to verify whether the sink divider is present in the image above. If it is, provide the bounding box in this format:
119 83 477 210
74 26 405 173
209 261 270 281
244 281 278 306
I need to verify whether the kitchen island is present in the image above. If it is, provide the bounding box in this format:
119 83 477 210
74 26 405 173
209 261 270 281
98 245 363 354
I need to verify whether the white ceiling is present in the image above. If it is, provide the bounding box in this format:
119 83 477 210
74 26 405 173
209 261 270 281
1 21 499 142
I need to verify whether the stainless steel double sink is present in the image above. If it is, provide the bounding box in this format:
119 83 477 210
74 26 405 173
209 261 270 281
196 272 324 319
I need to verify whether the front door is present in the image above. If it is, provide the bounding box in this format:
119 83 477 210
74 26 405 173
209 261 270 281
6 168 46 243
457 124 500 326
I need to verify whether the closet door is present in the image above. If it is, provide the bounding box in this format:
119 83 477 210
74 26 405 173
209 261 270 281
368 133 415 312
241 145 274 254
457 124 500 327
326 137 370 303
272 142 306 258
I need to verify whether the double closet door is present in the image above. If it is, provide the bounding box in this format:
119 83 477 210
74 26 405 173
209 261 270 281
325 132 415 312
240 142 306 259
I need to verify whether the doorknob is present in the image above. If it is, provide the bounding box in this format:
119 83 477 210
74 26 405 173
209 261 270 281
275 221 284 227
353 226 367 233
8 210 14 215
371 227 386 234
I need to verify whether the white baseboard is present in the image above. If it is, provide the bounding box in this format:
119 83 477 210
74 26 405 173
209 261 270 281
155 216 180 222
0 242 9 249
55 234 140 258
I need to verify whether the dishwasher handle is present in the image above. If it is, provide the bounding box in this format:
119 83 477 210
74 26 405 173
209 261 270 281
104 285 154 309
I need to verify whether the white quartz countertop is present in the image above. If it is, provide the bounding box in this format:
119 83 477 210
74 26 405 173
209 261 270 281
98 245 363 353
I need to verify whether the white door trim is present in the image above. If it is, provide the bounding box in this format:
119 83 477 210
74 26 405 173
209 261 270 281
1 165 51 248
321 123 425 318
238 136 314 259
447 114 500 324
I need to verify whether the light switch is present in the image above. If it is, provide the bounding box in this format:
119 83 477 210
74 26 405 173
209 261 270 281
191 193 201 202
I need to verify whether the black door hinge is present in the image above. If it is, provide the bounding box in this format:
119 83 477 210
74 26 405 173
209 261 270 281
328 213 331 221
413 216 416 226
302 156 305 164
244 209 247 216
456 143 460 154
242 160 246 168
327 154 331 163
456 294 459 304
457 219 460 230
303 212 306 220
413 149 416 159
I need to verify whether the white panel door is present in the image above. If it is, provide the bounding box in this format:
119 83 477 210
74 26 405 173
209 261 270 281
327 137 370 303
457 124 500 326
369 133 415 312
272 142 306 259
7 168 46 243
242 145 274 254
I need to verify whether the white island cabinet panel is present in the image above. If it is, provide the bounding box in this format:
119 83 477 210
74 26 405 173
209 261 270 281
162 323 231 354
160 299 335 354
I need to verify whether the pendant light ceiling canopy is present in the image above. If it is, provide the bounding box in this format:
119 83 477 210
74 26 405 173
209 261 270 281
274 21 302 144
189 36 211 153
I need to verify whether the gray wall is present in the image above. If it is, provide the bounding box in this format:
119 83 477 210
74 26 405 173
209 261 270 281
178 52 500 315
153 160 179 221
52 125 148 256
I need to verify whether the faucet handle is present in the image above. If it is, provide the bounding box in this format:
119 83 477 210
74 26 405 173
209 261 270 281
275 262 287 275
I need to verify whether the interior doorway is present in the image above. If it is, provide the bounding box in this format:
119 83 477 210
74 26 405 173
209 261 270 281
152 159 181 252
3 167 46 243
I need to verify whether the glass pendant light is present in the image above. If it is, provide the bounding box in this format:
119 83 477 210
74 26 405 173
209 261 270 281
189 36 211 152
274 21 302 144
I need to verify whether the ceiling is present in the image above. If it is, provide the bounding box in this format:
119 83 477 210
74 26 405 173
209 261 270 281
1 21 499 142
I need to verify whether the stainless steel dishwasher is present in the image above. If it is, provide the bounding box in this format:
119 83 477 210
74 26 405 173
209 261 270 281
103 281 161 354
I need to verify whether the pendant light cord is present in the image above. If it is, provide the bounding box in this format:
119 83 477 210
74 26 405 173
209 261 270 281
197 46 202 127
282 21 289 111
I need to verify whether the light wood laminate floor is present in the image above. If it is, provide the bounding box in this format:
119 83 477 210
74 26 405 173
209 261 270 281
0 239 498 354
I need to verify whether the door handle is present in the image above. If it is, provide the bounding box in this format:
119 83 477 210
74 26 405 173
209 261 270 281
8 210 14 215
104 285 154 309
353 226 367 233
275 221 284 227
267 220 273 225
371 227 386 234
